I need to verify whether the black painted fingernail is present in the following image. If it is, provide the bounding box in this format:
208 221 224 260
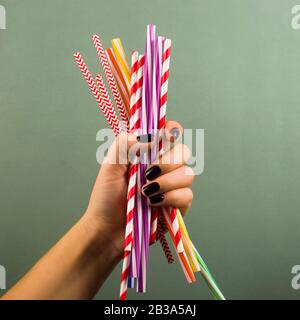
170 128 181 140
149 193 164 204
142 182 160 196
145 165 161 181
137 133 153 143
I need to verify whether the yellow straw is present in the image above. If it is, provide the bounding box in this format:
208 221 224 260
177 210 201 272
112 38 131 88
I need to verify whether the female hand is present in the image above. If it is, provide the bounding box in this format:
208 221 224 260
2 120 195 300
84 120 195 259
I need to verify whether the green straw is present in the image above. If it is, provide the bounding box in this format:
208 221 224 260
192 243 225 300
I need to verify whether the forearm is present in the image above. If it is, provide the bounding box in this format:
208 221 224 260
1 214 121 300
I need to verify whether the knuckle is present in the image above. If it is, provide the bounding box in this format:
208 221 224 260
183 166 195 181
187 188 194 204
181 144 191 163
173 144 191 165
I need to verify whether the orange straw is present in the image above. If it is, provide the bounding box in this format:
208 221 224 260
163 213 196 283
106 48 130 113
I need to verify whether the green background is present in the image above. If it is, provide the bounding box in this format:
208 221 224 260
1 0 300 300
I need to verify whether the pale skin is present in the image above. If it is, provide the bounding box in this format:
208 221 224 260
1 120 195 300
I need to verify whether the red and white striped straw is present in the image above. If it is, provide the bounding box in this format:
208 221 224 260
120 250 131 300
154 37 174 261
135 54 145 279
159 38 171 129
119 52 143 299
158 214 174 264
92 34 129 131
128 51 139 279
163 208 195 283
74 52 121 136
131 55 145 132
157 39 184 253
129 51 139 131
168 208 184 253
123 52 138 254
95 74 120 132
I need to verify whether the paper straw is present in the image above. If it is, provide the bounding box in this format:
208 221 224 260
120 250 131 300
123 162 137 252
74 52 121 135
157 215 174 264
129 51 139 128
126 51 139 280
169 208 184 253
74 51 132 299
130 55 144 132
119 158 137 299
121 51 140 293
159 38 171 129
106 48 130 112
157 37 185 259
92 34 129 131
94 74 122 134
134 55 145 281
152 36 174 259
149 209 158 244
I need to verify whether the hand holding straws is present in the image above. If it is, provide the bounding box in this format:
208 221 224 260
74 25 225 300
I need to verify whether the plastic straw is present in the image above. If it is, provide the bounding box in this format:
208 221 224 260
75 25 225 301
106 48 130 112
112 38 131 87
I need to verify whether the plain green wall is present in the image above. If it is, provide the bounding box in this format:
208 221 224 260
1 0 300 299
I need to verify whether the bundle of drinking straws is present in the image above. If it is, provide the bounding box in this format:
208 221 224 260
74 25 225 300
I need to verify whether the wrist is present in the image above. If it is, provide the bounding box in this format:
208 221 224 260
80 212 123 263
